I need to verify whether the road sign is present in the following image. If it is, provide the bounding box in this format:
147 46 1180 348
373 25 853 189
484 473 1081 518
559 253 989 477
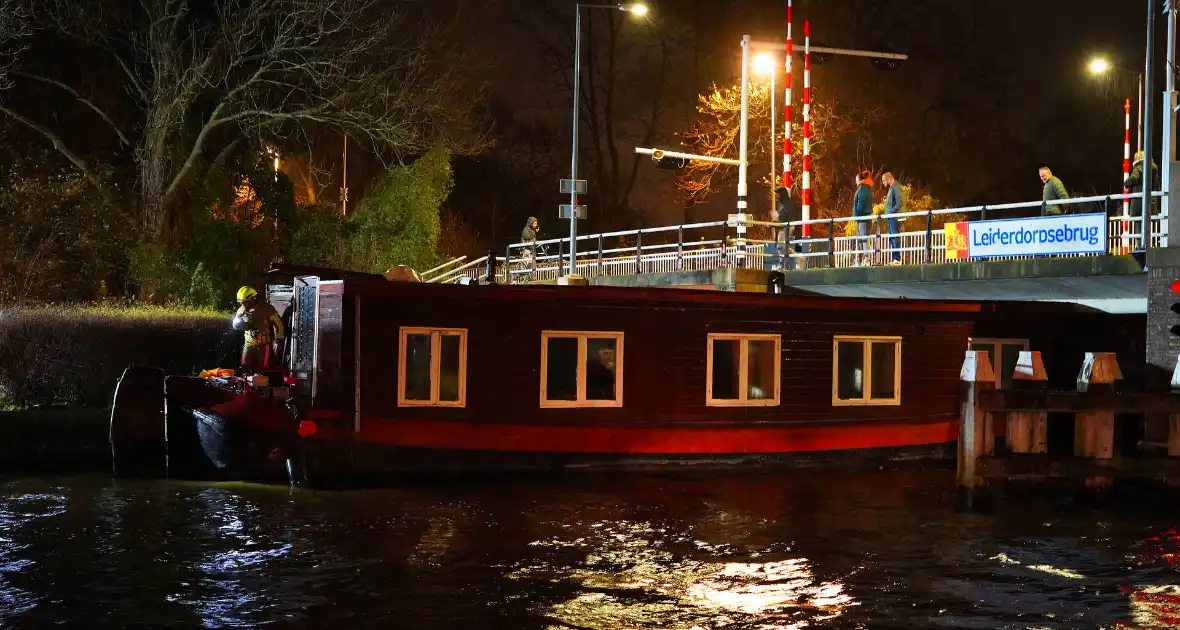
559 204 587 220
560 179 588 194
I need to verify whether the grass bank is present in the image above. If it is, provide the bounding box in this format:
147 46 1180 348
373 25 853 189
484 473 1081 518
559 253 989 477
0 303 237 409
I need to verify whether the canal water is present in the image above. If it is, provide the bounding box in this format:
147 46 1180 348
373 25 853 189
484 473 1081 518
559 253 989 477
1 470 1179 629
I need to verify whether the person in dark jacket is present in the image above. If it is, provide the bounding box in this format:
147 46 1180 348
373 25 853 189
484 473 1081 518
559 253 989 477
1039 167 1070 215
852 171 874 266
773 187 800 269
1124 151 1160 217
521 216 540 260
881 172 903 265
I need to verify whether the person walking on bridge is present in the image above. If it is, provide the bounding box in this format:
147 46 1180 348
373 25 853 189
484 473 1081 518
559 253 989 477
1124 151 1159 218
881 173 903 265
774 186 799 270
1039 167 1070 215
852 171 874 266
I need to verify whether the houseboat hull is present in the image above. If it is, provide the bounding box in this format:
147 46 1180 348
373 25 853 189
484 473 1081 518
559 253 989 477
111 265 1145 484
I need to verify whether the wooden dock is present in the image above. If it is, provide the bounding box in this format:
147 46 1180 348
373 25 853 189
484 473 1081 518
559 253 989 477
957 349 1180 505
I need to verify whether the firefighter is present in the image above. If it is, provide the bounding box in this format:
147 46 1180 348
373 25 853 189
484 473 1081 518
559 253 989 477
231 286 285 370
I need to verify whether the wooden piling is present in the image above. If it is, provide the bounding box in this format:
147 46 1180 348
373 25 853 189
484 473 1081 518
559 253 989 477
1075 353 1121 493
1006 351 1048 454
958 350 995 500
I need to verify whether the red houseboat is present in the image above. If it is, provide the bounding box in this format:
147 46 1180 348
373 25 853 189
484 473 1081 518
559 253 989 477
108 265 1143 482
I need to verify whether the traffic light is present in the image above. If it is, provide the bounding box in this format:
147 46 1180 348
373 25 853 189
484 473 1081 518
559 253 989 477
1171 279 1180 337
657 156 688 170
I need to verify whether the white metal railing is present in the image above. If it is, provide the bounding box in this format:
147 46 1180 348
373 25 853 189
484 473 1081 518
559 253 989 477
450 191 1166 284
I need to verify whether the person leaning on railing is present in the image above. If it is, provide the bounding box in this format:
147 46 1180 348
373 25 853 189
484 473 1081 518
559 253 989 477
852 171 874 266
1038 167 1070 215
881 173 903 265
1124 151 1160 218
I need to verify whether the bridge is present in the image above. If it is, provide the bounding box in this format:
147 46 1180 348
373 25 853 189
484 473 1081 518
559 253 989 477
423 191 1165 315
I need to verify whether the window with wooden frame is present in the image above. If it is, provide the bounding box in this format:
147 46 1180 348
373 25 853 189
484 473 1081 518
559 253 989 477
540 331 624 408
832 336 902 406
398 327 467 407
706 333 781 407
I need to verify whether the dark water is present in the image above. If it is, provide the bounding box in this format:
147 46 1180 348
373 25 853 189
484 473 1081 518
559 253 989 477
2 471 1180 629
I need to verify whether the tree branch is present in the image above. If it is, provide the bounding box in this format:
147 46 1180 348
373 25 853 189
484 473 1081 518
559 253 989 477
0 104 114 204
13 72 131 146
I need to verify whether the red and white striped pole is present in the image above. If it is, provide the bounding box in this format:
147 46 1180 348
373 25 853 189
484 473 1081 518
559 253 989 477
801 20 812 237
1123 98 1132 217
782 0 792 191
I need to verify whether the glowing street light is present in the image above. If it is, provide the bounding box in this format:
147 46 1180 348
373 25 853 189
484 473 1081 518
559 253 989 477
753 52 775 76
625 3 648 16
1087 55 1143 153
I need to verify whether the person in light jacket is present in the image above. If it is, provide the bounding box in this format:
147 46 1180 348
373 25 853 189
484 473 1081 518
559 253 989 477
1039 167 1070 215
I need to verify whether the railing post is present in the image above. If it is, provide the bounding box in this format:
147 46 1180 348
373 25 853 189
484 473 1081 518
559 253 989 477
1040 201 1048 217
720 223 729 268
635 230 643 273
484 250 497 284
505 245 513 285
597 234 603 275
827 219 836 268
677 226 684 271
556 238 564 277
980 205 988 221
924 210 933 264
1104 196 1111 217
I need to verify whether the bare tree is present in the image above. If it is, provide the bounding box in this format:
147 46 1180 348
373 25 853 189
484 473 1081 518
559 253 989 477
0 0 27 89
8 0 483 242
676 80 878 222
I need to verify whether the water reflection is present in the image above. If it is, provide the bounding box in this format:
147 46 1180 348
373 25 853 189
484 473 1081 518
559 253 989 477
516 519 855 629
0 489 66 624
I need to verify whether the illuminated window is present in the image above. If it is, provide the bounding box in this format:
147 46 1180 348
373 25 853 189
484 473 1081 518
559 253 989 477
706 333 781 406
398 327 467 407
540 331 623 408
832 336 901 406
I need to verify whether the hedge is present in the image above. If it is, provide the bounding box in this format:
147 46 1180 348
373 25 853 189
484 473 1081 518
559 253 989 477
0 305 237 409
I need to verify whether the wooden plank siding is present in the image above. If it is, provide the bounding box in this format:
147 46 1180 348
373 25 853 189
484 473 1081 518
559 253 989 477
350 283 996 428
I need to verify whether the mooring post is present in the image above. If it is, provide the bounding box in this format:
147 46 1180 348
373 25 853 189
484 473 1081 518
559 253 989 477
1075 352 1121 493
958 350 996 506
1007 351 1049 454
1169 354 1180 457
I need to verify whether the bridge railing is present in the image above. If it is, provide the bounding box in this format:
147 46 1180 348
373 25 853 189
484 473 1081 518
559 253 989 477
451 191 1166 284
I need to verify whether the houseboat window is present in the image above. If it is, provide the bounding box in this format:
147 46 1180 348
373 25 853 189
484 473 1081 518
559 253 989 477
398 327 467 407
832 336 901 406
706 334 781 406
540 331 624 407
967 338 1029 389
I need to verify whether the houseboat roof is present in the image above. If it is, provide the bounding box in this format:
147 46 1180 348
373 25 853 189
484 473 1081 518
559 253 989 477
326 275 1109 317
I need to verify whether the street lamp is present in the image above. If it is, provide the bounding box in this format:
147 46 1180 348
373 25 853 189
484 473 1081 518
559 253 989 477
753 52 776 219
565 2 648 277
1089 56 1144 153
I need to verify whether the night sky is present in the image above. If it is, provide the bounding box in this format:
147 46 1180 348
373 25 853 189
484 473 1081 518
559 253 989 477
448 0 1162 243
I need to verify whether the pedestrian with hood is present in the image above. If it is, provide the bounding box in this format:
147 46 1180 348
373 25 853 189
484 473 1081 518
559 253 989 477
1039 167 1070 215
521 216 540 260
774 186 799 270
853 170 874 266
1124 151 1160 218
881 172 903 265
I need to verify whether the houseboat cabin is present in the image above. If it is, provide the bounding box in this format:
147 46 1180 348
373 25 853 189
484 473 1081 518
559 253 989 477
262 270 1143 475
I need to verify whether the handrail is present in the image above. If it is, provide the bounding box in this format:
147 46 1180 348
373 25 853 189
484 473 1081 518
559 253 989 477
441 189 1170 285
421 255 467 278
430 255 490 283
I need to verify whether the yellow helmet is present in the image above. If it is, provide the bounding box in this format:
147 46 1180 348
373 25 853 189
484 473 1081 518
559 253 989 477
236 286 258 302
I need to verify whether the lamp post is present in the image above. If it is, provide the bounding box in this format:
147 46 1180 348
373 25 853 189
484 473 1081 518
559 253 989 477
754 52 776 217
566 2 648 277
1089 57 1144 153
